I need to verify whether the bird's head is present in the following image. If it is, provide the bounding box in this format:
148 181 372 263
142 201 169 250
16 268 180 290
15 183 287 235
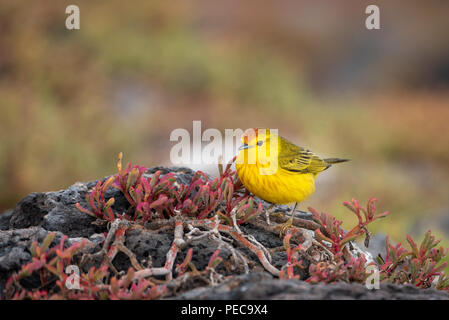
238 128 272 151
237 128 279 168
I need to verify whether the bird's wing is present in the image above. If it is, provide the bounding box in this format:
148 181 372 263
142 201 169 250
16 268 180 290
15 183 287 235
278 138 329 174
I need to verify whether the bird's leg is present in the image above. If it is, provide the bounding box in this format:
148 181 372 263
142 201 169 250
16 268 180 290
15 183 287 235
264 203 274 225
279 202 298 237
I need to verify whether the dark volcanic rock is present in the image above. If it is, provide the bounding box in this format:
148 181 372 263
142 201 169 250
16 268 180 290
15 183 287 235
0 210 13 230
174 272 449 300
125 228 232 271
9 192 58 229
8 183 100 237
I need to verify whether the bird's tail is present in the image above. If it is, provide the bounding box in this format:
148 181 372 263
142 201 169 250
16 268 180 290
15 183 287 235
324 158 350 164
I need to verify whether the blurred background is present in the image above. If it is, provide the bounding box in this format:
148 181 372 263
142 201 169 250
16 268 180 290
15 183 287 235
1 1 448 254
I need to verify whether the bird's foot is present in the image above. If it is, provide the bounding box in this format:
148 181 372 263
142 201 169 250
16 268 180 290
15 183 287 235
278 214 294 238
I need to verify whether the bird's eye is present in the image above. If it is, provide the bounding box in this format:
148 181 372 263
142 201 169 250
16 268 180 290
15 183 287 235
257 140 263 146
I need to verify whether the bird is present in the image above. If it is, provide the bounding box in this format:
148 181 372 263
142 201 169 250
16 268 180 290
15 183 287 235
235 128 349 233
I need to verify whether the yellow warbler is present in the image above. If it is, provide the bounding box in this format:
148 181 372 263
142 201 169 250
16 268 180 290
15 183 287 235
236 128 348 229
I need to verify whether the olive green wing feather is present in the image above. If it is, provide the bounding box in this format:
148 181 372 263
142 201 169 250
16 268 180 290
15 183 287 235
278 138 329 174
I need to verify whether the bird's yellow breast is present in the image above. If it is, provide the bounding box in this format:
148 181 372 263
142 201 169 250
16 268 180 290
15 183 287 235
235 162 316 205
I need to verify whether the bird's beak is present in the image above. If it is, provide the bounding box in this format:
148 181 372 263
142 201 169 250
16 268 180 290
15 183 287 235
239 143 253 150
